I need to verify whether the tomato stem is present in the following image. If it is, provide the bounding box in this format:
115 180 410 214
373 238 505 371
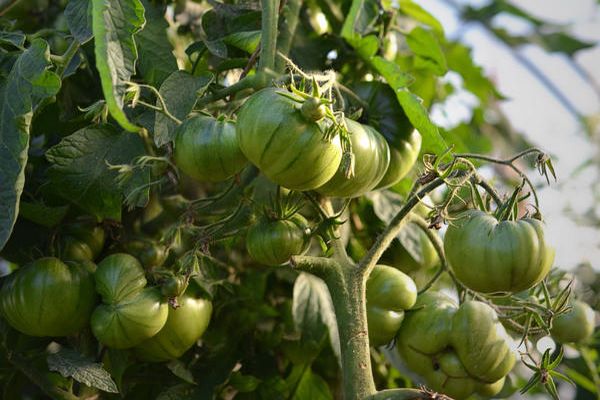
258 0 281 72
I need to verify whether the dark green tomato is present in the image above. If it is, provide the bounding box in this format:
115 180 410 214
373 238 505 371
61 222 105 262
551 300 595 344
91 253 168 349
135 291 212 362
375 130 421 189
121 239 167 270
316 119 390 198
236 88 343 191
444 210 555 293
396 293 515 399
174 115 247 182
366 265 417 347
353 81 421 188
161 276 188 298
246 214 311 266
0 258 96 337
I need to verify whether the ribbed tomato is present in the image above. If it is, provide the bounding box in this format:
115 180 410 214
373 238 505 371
444 210 554 293
134 288 212 362
174 115 247 182
0 257 96 337
236 88 342 190
316 119 390 198
551 300 595 343
246 214 311 266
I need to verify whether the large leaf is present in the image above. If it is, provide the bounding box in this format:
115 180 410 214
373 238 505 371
399 0 444 37
154 70 213 146
92 0 145 132
65 0 93 44
396 88 445 154
292 273 340 364
0 39 60 251
406 26 447 76
45 125 149 221
136 1 177 87
287 366 333 400
340 0 379 48
47 347 119 393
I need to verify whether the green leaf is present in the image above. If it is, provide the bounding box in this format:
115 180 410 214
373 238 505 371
167 360 195 384
47 347 118 393
229 371 261 393
65 0 93 44
0 32 26 48
104 349 132 391
289 366 333 400
136 1 177 87
45 125 149 221
396 88 445 154
562 366 597 393
292 273 340 364
156 384 197 400
399 0 444 37
223 30 261 54
340 0 380 46
92 0 145 132
371 56 413 88
154 70 213 146
0 39 60 251
537 32 595 56
19 202 69 228
406 26 447 76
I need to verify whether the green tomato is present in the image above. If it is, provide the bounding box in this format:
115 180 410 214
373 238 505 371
0 258 96 337
134 289 212 362
122 239 167 270
316 119 390 198
246 214 311 266
90 253 168 349
551 300 595 344
396 292 515 399
444 210 555 293
174 115 247 182
352 81 421 188
236 88 343 191
62 221 106 262
366 265 417 347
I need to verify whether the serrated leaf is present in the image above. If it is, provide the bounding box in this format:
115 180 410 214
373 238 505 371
396 88 445 154
0 31 26 48
65 0 93 44
154 70 213 146
45 125 149 220
0 39 60 252
406 26 447 76
167 360 195 384
47 347 118 393
136 1 177 87
292 273 340 365
371 56 413 89
223 30 261 53
399 0 444 36
340 0 380 47
19 202 69 227
92 0 145 132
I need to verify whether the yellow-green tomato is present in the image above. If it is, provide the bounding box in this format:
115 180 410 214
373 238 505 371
366 265 417 347
135 291 212 362
551 300 595 344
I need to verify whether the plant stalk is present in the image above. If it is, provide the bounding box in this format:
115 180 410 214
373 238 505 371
275 0 302 72
259 0 281 72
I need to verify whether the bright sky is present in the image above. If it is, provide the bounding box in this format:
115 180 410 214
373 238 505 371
423 0 600 270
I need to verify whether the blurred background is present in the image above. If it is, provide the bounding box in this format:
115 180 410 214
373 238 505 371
420 0 600 272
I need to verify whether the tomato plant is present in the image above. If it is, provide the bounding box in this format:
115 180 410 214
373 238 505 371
0 0 595 399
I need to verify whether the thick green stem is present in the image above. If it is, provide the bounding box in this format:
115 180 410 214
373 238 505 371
195 73 271 109
366 388 446 400
275 0 302 72
292 256 377 399
258 0 281 72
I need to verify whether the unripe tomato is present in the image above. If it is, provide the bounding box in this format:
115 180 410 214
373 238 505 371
366 265 417 347
301 97 327 121
316 119 390 198
383 224 439 274
352 81 421 188
90 253 168 349
396 292 515 399
236 88 343 191
174 115 248 182
61 221 105 262
246 214 311 266
161 276 188 298
0 258 96 337
444 210 555 293
551 300 595 343
134 288 212 362
121 239 167 270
